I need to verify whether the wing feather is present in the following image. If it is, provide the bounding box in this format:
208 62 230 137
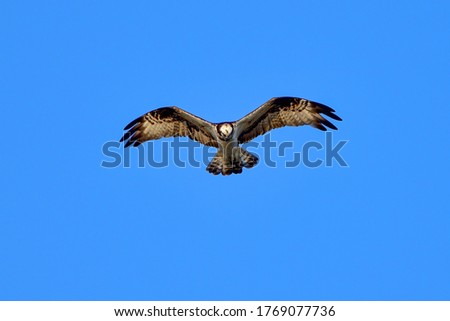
120 106 218 148
236 97 342 143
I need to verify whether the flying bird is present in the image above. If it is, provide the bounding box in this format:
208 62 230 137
120 97 342 175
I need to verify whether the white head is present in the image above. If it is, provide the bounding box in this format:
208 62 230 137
217 123 234 140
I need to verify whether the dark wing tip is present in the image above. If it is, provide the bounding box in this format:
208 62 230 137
314 102 342 121
311 101 342 130
122 131 143 147
120 107 179 148
121 112 151 147
122 131 143 148
312 123 327 131
119 131 132 143
315 117 339 131
121 119 143 148
124 116 142 130
327 112 343 121
124 139 134 148
323 120 338 130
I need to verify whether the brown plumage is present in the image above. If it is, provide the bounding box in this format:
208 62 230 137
120 97 342 175
120 107 218 148
236 97 341 143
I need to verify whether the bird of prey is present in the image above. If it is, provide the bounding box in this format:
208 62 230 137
120 96 342 175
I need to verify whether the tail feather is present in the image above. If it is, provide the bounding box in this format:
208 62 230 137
238 148 259 169
206 147 258 176
206 151 223 175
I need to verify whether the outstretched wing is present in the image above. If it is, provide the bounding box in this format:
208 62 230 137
120 106 218 148
235 97 342 143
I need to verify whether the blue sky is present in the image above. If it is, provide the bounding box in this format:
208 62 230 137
1 0 449 300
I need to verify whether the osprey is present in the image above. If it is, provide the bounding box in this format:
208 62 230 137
120 97 342 175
